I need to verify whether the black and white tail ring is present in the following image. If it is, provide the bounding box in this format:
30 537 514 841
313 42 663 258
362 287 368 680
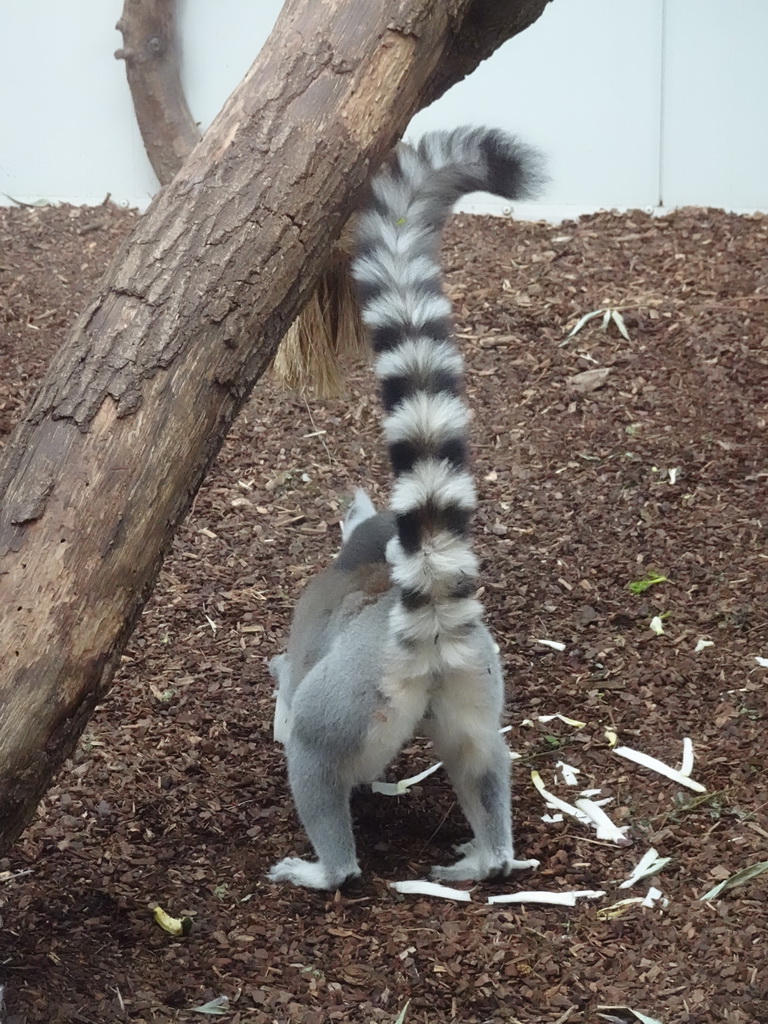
352 127 544 676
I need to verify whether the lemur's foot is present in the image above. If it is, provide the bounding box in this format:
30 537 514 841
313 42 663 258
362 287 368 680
268 856 361 890
431 848 539 881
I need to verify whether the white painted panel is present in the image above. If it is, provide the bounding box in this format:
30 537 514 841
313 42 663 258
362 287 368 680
0 0 156 205
0 0 279 207
178 0 281 131
0 1 766 215
661 0 768 210
409 0 663 219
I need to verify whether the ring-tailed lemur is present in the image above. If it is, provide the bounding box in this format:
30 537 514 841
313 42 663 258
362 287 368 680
268 127 544 890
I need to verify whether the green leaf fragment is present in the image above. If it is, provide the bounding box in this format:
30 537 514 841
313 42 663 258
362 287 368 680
597 1008 664 1024
565 308 605 339
628 572 668 594
611 308 631 340
565 306 633 343
191 995 229 1015
393 1000 411 1024
699 859 768 901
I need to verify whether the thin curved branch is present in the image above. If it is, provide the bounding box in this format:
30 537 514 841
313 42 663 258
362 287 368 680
115 0 201 185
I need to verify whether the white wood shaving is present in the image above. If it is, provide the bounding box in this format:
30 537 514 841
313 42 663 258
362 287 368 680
531 771 585 820
390 880 472 901
694 638 714 653
537 713 587 728
374 726 519 795
556 761 581 785
372 761 443 796
680 737 695 777
619 848 671 889
642 885 664 907
488 889 605 906
531 773 618 837
574 798 631 845
613 745 706 793
533 638 566 652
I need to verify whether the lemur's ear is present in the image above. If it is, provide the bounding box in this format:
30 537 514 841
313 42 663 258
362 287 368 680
341 488 377 541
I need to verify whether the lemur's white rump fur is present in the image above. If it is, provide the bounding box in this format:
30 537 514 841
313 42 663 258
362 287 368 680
353 126 544 673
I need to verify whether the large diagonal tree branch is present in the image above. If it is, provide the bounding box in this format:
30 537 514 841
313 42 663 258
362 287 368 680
0 0 551 855
428 0 553 105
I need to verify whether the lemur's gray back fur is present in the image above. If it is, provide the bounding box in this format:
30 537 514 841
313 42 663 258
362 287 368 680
352 128 543 676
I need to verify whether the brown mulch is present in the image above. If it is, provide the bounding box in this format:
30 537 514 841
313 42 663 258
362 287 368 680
1 201 767 1024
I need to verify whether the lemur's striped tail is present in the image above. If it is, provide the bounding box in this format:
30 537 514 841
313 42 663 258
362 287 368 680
352 127 544 675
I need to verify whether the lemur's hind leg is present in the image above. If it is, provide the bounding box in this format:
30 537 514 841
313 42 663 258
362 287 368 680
424 666 539 881
268 737 360 890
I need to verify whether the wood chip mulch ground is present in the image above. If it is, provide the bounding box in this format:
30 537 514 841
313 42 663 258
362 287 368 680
0 201 767 1024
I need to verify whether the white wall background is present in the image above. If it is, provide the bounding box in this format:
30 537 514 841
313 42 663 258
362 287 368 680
0 0 766 218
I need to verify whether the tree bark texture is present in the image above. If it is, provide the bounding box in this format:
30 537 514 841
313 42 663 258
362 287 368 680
0 0 552 854
115 0 201 185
